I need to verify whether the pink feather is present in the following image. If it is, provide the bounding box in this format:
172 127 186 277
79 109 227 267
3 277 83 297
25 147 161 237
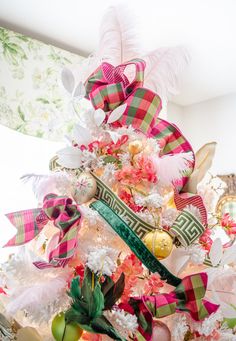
143 46 190 101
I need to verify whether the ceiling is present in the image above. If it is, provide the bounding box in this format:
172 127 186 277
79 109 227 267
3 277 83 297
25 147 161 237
0 0 235 106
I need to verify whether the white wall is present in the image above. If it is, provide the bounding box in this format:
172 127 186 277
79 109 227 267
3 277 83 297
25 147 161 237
167 94 236 174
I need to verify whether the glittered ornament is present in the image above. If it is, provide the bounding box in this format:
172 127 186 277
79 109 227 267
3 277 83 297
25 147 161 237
128 140 143 155
143 229 173 259
73 172 97 204
51 312 83 341
151 320 171 341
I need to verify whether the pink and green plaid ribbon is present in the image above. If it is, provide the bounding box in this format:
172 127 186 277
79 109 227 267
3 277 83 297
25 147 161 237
85 59 195 190
121 272 219 340
5 193 82 268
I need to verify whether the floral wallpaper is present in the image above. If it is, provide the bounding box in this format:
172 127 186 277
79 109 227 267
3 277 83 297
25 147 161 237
0 27 87 141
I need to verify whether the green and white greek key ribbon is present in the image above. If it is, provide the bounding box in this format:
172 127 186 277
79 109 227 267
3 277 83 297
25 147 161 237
50 157 205 247
170 210 205 247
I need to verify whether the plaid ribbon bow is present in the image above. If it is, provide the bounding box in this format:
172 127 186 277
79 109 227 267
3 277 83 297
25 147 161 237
121 272 219 340
5 193 82 268
85 58 162 134
85 59 195 190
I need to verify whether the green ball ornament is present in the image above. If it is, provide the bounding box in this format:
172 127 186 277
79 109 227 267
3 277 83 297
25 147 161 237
51 312 83 341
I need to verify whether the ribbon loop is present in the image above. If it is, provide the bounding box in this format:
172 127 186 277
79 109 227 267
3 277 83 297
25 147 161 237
42 194 81 232
85 58 146 112
123 273 219 340
5 194 82 268
85 58 163 134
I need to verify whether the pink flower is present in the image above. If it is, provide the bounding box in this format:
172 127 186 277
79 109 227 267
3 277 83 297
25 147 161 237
74 264 85 280
115 155 157 186
118 189 143 212
0 287 7 295
116 167 143 185
112 253 144 303
220 213 236 235
82 332 102 341
143 274 164 295
136 155 157 183
199 228 213 251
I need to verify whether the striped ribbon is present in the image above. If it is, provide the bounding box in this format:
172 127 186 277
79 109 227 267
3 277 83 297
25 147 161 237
5 193 82 268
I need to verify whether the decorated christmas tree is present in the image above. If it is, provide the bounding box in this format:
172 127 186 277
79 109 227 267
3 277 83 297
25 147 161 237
1 7 236 341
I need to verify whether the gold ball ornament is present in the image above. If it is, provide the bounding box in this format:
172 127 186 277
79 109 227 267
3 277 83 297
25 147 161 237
143 229 173 259
73 172 97 204
128 140 143 155
51 312 83 341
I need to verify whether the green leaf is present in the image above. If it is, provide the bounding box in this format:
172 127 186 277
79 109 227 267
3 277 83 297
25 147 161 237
16 34 29 42
103 155 119 164
101 276 115 296
6 42 27 59
80 268 104 318
0 28 9 42
90 283 104 318
91 315 125 341
71 297 89 315
68 276 81 300
18 106 25 122
65 308 90 325
104 272 125 310
36 97 50 104
3 47 18 66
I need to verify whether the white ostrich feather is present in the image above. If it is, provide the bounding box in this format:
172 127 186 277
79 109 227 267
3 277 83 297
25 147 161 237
6 275 68 315
21 172 73 202
143 46 190 102
1 248 71 321
152 151 194 186
97 6 141 66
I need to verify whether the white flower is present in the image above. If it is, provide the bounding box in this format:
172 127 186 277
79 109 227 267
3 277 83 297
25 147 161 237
104 309 138 338
116 125 140 140
162 208 179 227
79 205 104 226
81 150 101 169
119 152 131 166
186 244 207 264
100 163 117 186
137 211 156 225
172 314 189 341
193 311 223 336
146 137 161 154
135 193 163 208
86 247 118 276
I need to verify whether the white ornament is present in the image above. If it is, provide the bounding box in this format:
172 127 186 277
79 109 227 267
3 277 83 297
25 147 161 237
73 172 97 204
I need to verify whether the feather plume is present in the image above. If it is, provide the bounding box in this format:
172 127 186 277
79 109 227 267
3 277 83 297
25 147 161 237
6 276 68 315
97 6 141 66
2 248 71 322
143 46 190 102
183 142 217 194
152 151 194 186
21 172 73 203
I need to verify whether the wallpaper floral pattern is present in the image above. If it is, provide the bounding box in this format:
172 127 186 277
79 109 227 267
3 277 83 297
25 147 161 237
0 27 86 140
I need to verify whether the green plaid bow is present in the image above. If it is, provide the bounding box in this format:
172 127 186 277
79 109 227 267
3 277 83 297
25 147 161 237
5 193 82 268
121 272 219 340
